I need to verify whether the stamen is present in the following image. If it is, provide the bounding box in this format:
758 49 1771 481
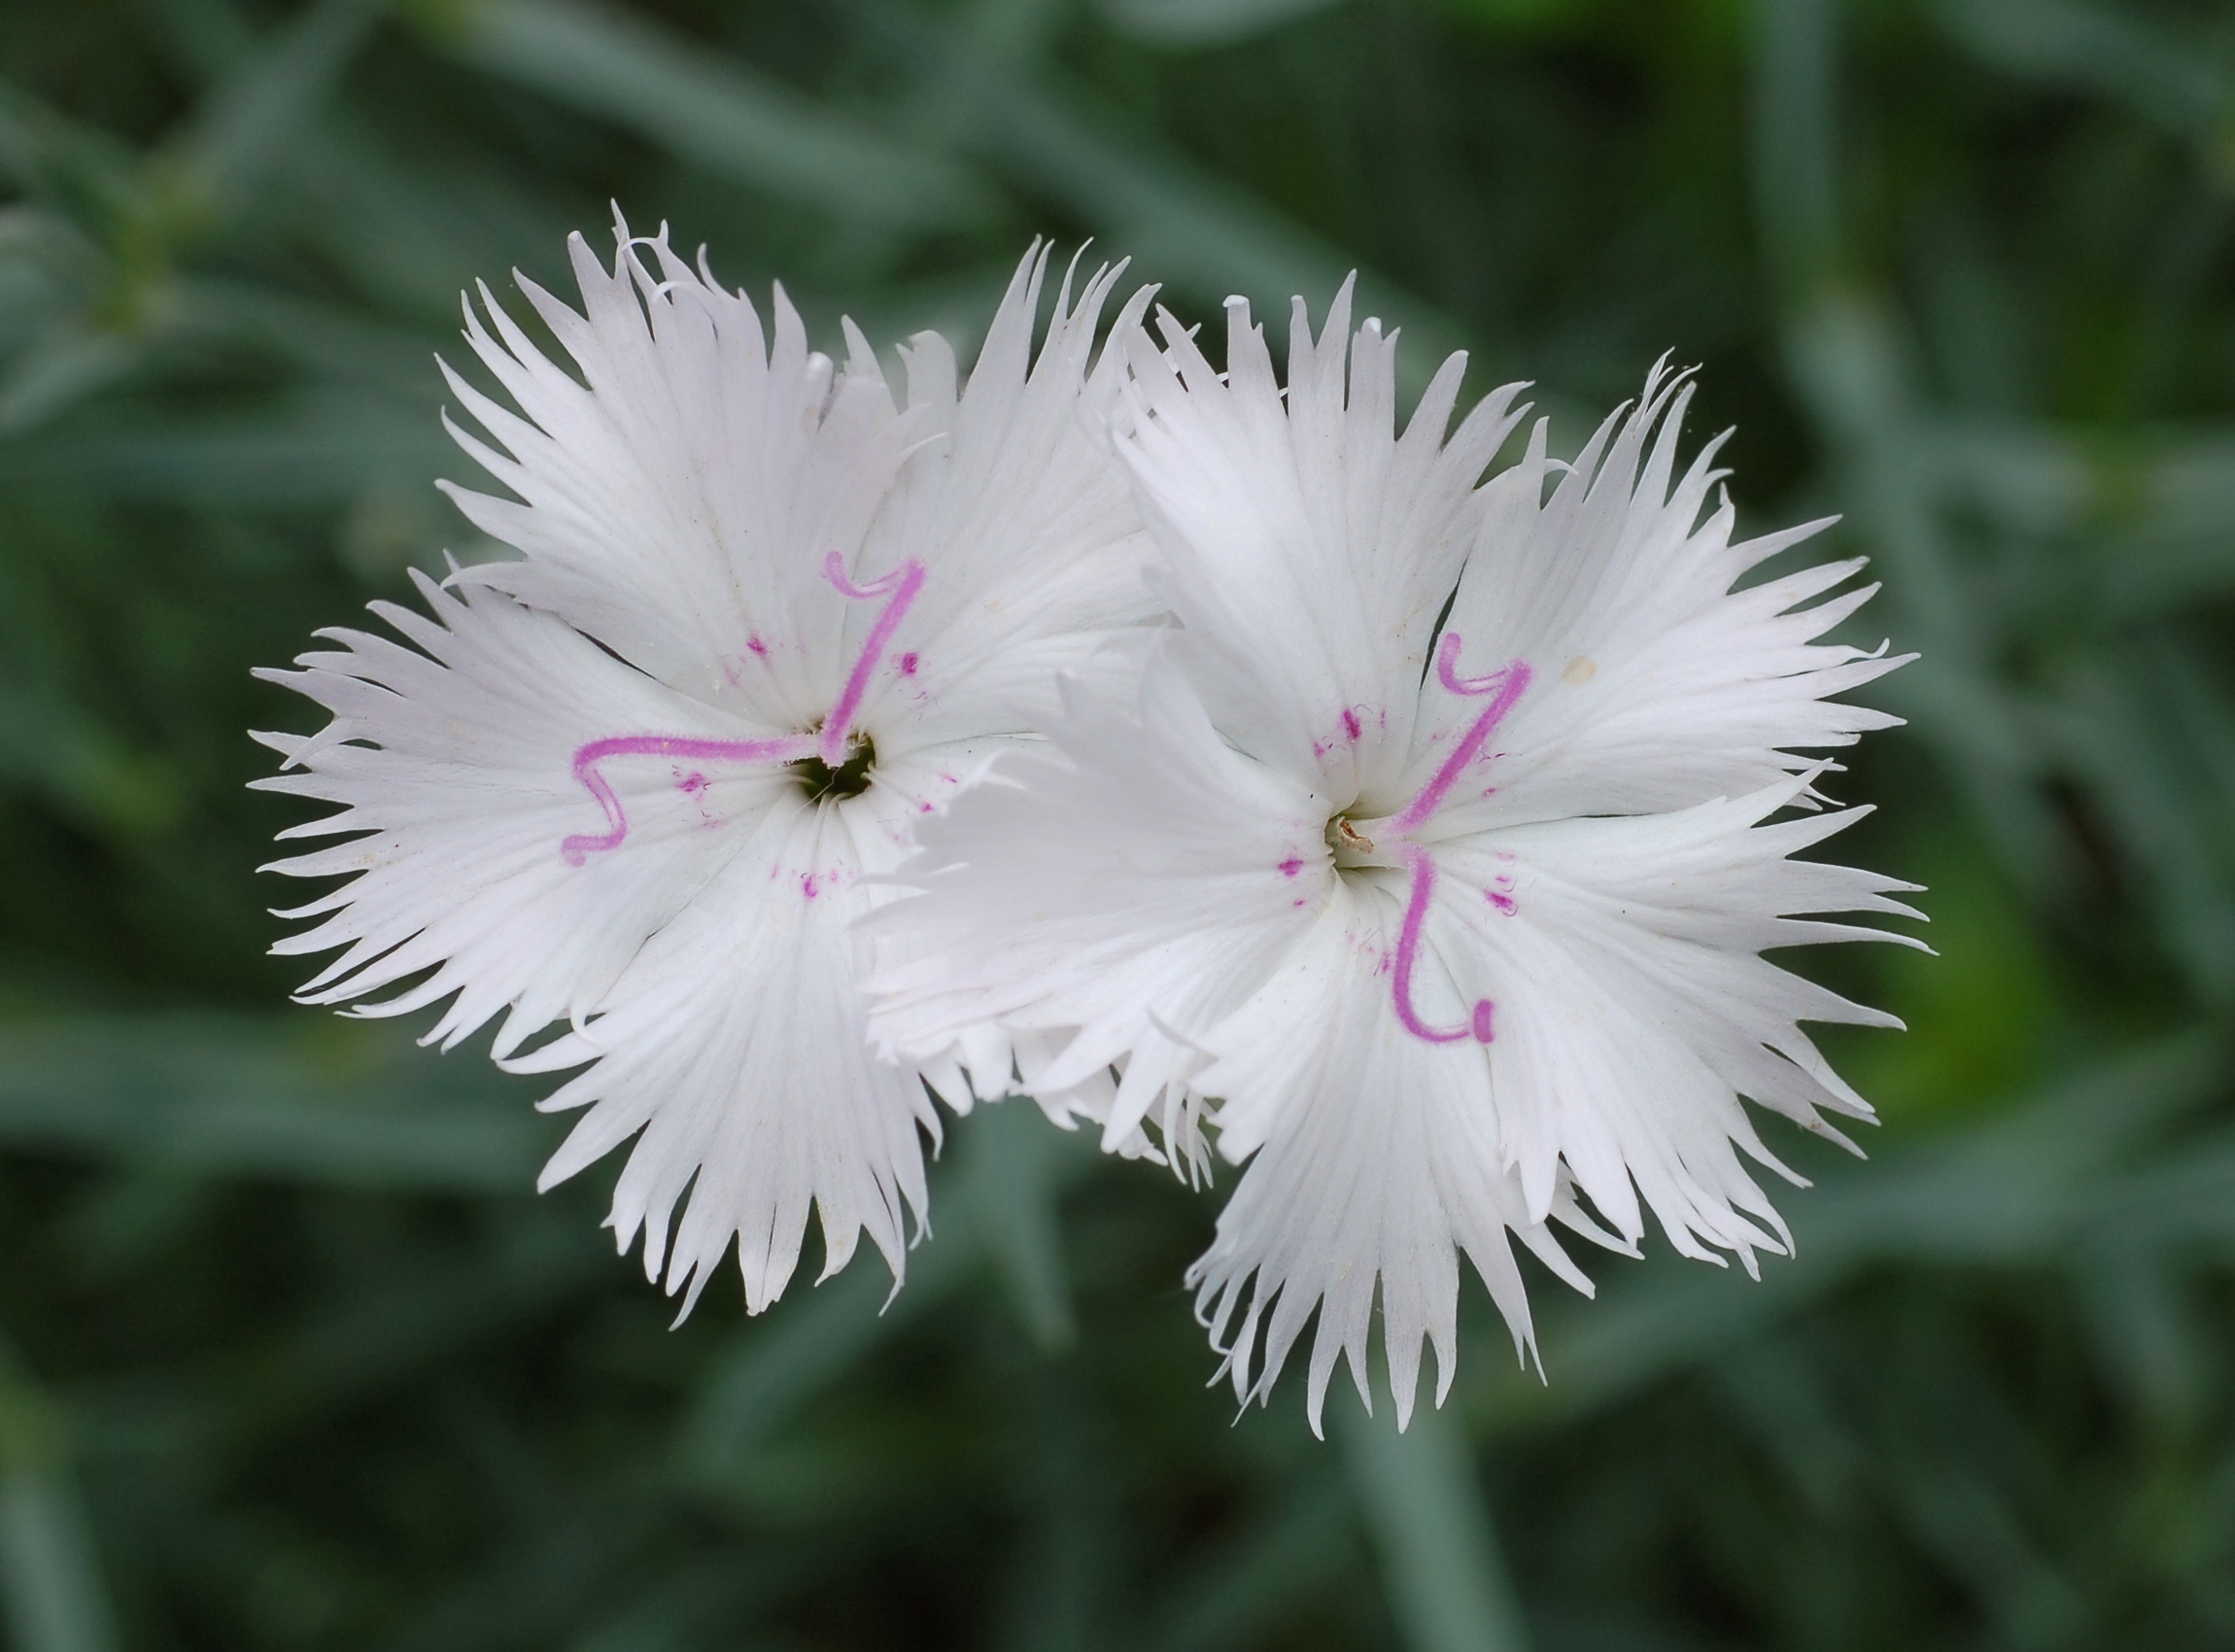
1385 635 1531 835
562 734 814 866
1392 846 1495 1045
819 552 927 765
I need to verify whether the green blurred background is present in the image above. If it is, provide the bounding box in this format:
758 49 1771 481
4 0 2235 1646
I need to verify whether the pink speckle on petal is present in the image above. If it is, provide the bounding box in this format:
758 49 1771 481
1278 856 1304 878
801 873 818 899
746 635 769 658
678 771 706 795
1341 707 1362 740
1488 891 1517 915
899 652 918 676
918 801 934 813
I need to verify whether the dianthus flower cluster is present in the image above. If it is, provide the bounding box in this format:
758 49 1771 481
258 218 1914 1429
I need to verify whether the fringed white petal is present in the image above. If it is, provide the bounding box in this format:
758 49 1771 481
1113 286 1528 803
1185 894 1600 1437
440 222 1162 752
508 794 935 1316
1424 775 1922 1261
860 249 1165 756
439 214 918 720
252 573 790 1058
1410 362 1913 835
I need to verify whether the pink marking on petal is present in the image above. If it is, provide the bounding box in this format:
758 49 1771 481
561 733 814 865
1392 845 1495 1045
1341 707 1362 741
746 635 770 658
1488 891 1517 915
899 652 919 676
819 553 927 765
802 873 818 899
918 801 935 813
1386 637 1531 835
1279 856 1305 878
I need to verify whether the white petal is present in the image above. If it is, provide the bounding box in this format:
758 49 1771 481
1113 285 1528 803
253 573 793 1058
1425 775 1921 1259
860 249 1166 756
1406 363 1911 833
511 792 936 1314
1186 894 1599 1436
439 218 917 721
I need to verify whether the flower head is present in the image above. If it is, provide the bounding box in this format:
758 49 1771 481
872 283 1920 1430
255 219 1154 1315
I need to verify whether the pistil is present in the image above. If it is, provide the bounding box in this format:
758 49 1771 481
562 734 816 865
817 552 925 766
1374 632 1530 1046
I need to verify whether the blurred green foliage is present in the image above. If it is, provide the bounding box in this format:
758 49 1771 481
2 0 2234 1647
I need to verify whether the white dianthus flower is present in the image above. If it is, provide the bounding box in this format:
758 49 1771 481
871 283 1920 1430
255 220 1154 1316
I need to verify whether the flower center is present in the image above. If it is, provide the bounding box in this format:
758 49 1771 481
789 731 876 803
558 554 925 866
1370 632 1531 1046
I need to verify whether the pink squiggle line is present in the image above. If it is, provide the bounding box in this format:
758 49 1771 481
819 552 926 766
561 734 813 866
1393 845 1496 1044
1386 637 1531 835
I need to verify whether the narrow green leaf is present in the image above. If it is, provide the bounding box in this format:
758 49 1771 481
165 0 390 224
434 0 989 229
856 1 1484 386
670 1233 963 1471
0 400 448 505
1474 1030 2226 1428
0 1337 117 1652
1937 0 2225 139
1149 1476 1353 1652
1096 0 1347 47
0 327 141 437
0 1015 552 1191
1338 1396 1531 1652
966 1099 1079 1354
